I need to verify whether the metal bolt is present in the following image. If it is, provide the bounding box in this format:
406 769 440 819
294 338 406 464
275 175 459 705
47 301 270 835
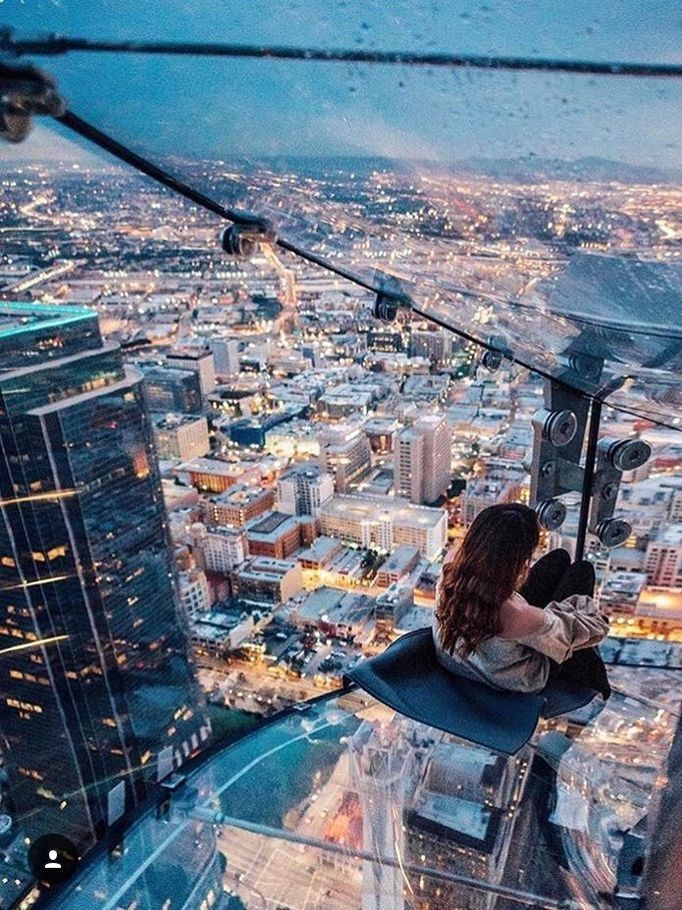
541 461 556 478
602 482 618 501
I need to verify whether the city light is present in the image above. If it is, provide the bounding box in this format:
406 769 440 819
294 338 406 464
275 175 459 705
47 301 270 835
0 491 77 508
0 636 68 658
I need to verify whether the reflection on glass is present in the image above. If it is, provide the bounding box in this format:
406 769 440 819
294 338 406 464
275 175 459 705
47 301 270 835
5 16 682 422
37 684 678 909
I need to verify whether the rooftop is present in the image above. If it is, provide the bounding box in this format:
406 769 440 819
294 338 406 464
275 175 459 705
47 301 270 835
178 457 254 477
235 556 299 581
321 494 446 529
413 792 492 844
296 536 344 563
0 301 94 339
206 483 272 505
379 546 421 573
655 524 682 546
297 586 373 626
153 413 206 429
246 510 299 537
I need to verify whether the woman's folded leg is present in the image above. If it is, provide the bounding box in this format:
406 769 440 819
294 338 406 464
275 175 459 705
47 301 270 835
520 549 571 608
550 648 611 700
551 559 595 602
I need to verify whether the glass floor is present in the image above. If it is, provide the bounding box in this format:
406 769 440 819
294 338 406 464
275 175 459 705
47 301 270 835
41 662 679 910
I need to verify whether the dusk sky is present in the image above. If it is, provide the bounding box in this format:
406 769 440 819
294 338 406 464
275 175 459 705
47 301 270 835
2 1 681 169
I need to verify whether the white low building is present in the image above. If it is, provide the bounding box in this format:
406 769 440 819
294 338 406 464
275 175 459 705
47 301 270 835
319 495 447 560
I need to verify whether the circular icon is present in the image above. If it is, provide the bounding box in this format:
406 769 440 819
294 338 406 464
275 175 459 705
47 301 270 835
28 834 79 884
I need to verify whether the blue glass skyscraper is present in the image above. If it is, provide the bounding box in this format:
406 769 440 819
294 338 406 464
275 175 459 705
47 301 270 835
0 303 210 849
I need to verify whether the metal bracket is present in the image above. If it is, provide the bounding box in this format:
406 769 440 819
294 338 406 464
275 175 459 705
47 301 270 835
219 215 277 259
589 437 652 547
480 334 514 372
614 816 646 909
529 379 590 529
372 273 412 322
0 56 65 142
529 343 650 548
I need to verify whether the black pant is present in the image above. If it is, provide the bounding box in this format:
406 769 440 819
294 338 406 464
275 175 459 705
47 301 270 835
520 549 611 699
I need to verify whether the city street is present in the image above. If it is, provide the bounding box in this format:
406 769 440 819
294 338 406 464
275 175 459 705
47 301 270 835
220 828 361 910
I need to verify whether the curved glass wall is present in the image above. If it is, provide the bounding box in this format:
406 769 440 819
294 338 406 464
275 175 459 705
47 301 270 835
38 678 681 909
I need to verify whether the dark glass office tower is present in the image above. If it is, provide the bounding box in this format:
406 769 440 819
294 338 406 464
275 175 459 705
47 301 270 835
0 303 210 849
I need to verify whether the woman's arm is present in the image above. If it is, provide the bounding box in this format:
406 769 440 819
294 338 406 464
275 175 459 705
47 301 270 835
514 595 609 663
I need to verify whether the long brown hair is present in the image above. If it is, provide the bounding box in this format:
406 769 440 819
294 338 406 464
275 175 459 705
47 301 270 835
436 503 540 657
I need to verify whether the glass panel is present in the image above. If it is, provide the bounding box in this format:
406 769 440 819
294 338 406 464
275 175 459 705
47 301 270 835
40 685 680 909
3 1 680 423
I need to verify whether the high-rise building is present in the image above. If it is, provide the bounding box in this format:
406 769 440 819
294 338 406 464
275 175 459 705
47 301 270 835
670 487 682 523
375 546 421 588
231 557 304 606
141 365 203 414
395 414 451 505
152 413 210 461
202 484 275 528
350 720 412 910
190 523 247 574
409 328 452 364
209 337 240 377
244 511 304 559
277 464 334 516
319 420 372 493
178 566 212 616
319 495 447 560
406 739 517 910
645 526 682 588
366 330 404 353
166 349 216 399
0 303 209 849
460 474 523 527
176 456 261 493
375 583 413 634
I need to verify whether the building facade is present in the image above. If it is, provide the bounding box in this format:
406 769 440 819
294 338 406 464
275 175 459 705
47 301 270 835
166 349 216 399
645 526 682 588
394 414 451 505
153 413 210 461
319 420 372 493
191 523 247 574
209 337 240 377
277 464 334 516
319 495 447 560
244 511 303 559
142 365 203 414
0 303 209 849
178 567 213 616
232 557 303 605
202 484 275 527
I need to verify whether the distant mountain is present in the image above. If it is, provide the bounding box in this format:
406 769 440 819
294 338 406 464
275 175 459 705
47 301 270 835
273 153 681 185
7 138 680 186
444 155 681 185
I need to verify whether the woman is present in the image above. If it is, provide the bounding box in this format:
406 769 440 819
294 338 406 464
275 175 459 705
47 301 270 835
433 503 610 698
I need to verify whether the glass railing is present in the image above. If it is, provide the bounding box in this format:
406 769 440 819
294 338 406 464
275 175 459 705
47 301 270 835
36 677 679 909
3 3 681 427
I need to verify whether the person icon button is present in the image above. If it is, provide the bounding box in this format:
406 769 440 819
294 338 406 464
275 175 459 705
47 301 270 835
28 834 79 885
45 849 62 870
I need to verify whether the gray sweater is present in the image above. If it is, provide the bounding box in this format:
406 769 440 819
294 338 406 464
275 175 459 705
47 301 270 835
432 594 609 694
